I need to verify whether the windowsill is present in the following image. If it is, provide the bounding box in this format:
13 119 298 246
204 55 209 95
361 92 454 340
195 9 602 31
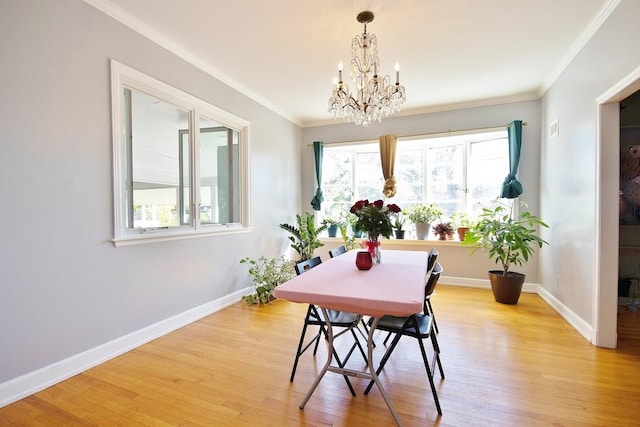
112 226 251 247
319 236 468 248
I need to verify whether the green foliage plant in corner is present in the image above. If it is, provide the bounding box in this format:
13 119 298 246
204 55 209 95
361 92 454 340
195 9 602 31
279 212 328 261
462 200 548 276
240 255 295 305
462 199 548 304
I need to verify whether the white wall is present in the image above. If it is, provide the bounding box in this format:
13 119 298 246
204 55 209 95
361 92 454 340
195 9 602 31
539 0 640 327
0 0 301 388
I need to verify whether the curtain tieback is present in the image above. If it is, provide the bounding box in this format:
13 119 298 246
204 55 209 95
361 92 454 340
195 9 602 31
310 189 324 211
383 176 397 198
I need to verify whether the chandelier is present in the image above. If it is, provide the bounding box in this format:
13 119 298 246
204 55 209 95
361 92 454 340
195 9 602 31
328 11 406 127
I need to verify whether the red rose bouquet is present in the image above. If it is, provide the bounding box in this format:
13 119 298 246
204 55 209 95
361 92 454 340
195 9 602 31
350 199 402 239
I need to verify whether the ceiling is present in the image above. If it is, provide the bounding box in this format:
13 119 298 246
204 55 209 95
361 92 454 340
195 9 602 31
88 0 613 127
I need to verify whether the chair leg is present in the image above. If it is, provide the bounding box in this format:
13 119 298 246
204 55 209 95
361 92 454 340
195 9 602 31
382 331 394 345
349 328 368 364
358 318 375 347
430 332 445 379
417 332 442 415
427 299 439 334
364 330 403 395
290 321 321 382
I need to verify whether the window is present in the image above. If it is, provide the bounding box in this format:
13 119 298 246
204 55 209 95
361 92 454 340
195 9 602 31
111 60 249 245
320 129 509 221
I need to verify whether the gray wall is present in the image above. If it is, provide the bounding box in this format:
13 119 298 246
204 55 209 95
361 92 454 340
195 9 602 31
0 0 301 384
540 0 640 325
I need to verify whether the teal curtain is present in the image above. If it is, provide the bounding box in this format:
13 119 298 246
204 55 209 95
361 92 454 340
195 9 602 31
310 141 324 210
500 120 524 199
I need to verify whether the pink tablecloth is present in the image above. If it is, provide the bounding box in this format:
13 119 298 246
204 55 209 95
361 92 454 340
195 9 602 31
274 250 428 318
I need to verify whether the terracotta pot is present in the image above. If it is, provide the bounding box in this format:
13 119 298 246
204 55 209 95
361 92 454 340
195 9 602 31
457 227 469 241
488 270 525 304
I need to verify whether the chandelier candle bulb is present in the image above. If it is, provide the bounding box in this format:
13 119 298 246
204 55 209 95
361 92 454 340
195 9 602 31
395 62 400 84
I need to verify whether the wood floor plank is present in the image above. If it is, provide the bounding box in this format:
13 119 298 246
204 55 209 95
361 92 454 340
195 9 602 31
1 286 639 426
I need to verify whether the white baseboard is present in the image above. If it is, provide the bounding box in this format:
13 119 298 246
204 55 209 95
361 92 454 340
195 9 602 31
0 287 251 408
440 275 539 293
536 286 594 343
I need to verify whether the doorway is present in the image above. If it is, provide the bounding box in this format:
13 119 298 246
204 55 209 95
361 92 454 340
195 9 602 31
596 67 640 348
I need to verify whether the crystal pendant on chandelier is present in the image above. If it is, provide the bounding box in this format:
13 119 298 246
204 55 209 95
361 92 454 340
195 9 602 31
328 11 406 127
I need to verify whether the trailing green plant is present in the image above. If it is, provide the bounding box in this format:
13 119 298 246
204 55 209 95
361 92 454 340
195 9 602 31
240 255 295 305
462 200 549 276
279 212 328 261
405 203 443 224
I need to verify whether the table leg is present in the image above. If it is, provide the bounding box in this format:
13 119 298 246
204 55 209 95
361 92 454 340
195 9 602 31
298 311 404 426
367 317 403 427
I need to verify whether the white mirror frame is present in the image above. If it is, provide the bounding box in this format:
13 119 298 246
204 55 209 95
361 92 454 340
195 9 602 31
110 60 251 246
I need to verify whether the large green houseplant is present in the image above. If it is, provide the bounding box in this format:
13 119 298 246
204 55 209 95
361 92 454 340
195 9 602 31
279 212 328 261
463 200 549 304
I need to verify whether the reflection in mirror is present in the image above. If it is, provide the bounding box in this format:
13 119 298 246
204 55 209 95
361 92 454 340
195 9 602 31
125 89 191 229
197 117 240 224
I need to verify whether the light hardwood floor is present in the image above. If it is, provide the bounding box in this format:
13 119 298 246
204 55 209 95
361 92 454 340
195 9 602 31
2 286 640 426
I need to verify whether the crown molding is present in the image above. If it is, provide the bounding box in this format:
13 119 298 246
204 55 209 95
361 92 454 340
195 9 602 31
82 0 302 127
540 0 621 96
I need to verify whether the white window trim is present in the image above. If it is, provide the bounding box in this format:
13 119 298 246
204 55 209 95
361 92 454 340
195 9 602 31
110 60 251 246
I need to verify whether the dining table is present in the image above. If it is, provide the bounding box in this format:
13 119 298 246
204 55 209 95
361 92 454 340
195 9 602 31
273 249 429 427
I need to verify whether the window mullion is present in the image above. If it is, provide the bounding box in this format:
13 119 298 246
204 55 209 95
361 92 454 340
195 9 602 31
191 110 199 229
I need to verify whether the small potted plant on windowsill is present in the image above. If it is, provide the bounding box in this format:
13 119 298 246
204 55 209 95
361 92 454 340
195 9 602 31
394 215 406 239
450 211 473 241
462 200 549 304
405 203 443 240
322 216 341 237
433 221 454 240
346 212 363 238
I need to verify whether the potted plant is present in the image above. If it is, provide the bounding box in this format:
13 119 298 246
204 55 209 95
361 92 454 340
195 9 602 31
462 200 549 304
240 255 295 305
346 212 363 238
394 215 406 239
432 221 454 240
405 203 443 240
322 216 341 237
450 211 473 241
280 212 328 261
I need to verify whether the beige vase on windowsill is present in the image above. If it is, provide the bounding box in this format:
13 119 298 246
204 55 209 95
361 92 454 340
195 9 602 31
414 222 430 240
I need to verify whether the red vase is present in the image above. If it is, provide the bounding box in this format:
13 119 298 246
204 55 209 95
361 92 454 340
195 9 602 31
355 251 373 270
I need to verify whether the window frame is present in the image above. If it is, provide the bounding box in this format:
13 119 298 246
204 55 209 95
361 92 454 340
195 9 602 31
110 60 250 246
319 127 509 224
